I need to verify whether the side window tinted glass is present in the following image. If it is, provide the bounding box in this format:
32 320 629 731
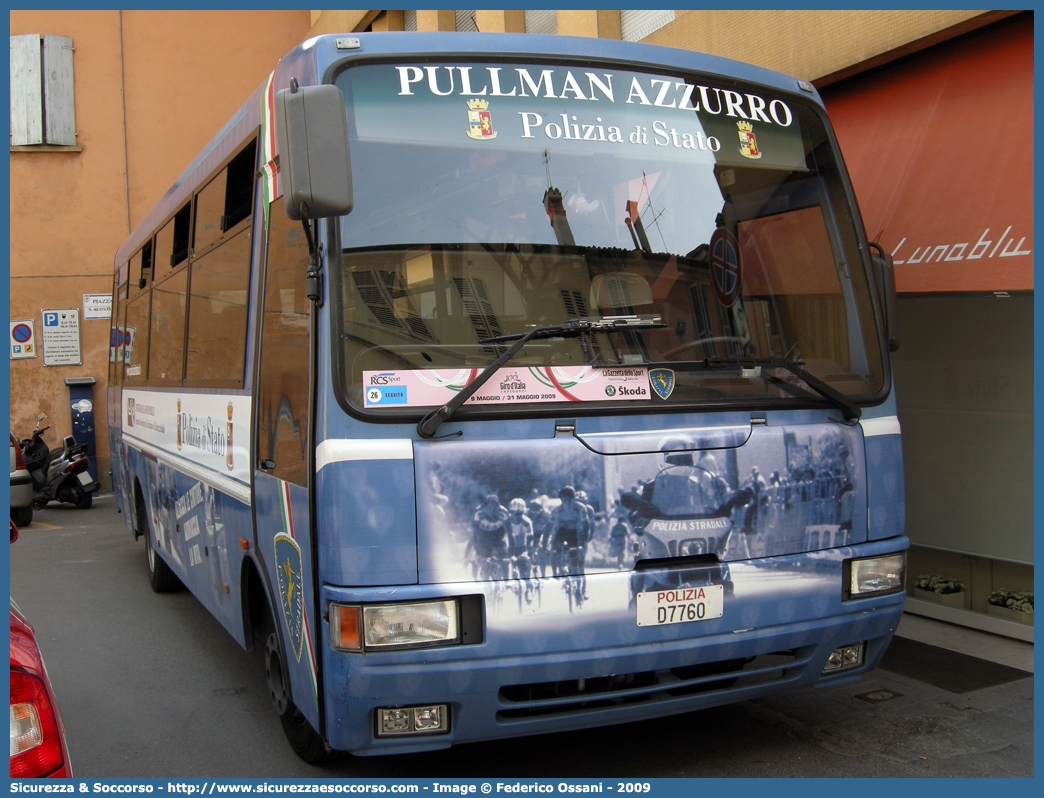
224 140 256 231
185 228 252 385
123 291 150 384
257 201 311 486
148 269 187 382
194 173 225 252
172 205 191 267
110 274 124 384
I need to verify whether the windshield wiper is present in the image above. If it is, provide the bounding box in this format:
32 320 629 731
417 315 666 439
695 356 862 422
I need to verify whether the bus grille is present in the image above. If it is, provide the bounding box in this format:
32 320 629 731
496 648 811 721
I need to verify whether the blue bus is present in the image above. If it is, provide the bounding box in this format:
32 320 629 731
108 32 906 761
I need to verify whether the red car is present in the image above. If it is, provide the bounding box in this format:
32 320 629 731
9 522 72 778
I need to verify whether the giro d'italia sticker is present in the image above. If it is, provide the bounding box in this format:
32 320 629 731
709 227 742 307
363 366 650 407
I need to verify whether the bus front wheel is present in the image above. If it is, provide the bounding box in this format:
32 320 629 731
264 630 331 764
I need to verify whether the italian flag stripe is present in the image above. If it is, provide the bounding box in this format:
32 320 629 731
279 479 295 540
259 71 279 228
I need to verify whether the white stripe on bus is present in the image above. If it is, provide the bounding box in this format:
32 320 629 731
315 438 414 472
123 437 251 504
859 415 901 437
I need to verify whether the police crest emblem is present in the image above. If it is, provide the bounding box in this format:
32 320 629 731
649 368 676 400
737 121 761 159
274 533 305 662
466 99 496 140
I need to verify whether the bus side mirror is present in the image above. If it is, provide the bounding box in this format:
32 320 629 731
869 242 900 353
275 82 353 221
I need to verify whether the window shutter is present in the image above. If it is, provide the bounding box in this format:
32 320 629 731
42 35 76 146
455 11 478 32
10 34 75 146
10 34 43 145
620 10 676 42
524 10 557 35
403 10 417 31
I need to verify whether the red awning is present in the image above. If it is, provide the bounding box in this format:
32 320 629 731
822 14 1033 293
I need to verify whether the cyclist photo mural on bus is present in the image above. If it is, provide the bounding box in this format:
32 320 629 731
415 421 865 613
143 459 233 592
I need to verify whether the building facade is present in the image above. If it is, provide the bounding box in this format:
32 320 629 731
9 9 1031 639
9 9 312 491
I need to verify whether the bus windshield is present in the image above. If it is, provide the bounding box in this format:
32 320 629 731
335 61 884 413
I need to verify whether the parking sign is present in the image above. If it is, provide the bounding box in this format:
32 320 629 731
41 308 82 366
10 320 37 359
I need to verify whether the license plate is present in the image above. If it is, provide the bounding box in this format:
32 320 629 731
636 585 724 627
76 471 92 486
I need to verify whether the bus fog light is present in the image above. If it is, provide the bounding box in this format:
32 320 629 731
847 552 906 598
413 706 444 731
823 643 864 673
377 705 448 737
379 709 411 734
363 600 459 649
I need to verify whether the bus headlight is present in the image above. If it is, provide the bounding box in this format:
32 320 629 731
845 552 906 598
330 599 460 651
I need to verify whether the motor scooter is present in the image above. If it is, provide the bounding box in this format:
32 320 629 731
19 414 99 510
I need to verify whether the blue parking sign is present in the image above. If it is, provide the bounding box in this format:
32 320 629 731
40 308 81 366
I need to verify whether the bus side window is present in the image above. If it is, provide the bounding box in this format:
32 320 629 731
185 136 256 386
156 203 191 273
193 140 256 255
148 268 188 383
257 200 311 486
172 205 191 268
123 289 150 384
110 271 125 384
194 172 226 254
223 140 256 232
185 229 251 386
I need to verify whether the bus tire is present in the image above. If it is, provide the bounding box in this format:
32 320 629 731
264 629 331 764
138 486 182 593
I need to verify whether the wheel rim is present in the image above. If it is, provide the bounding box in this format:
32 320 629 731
147 537 156 572
265 633 289 715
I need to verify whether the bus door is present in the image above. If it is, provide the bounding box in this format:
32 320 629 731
254 198 321 732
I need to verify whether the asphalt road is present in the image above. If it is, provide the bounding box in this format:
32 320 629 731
8 496 1033 779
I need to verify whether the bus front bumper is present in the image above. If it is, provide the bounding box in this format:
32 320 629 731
320 541 907 755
